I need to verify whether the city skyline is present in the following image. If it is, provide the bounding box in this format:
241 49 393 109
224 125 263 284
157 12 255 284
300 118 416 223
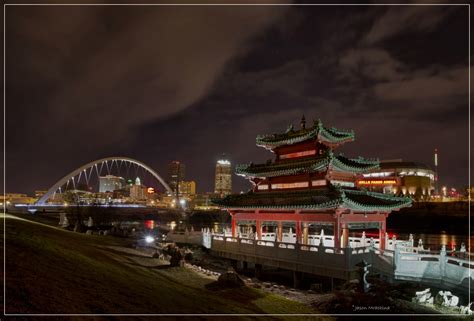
5 5 469 195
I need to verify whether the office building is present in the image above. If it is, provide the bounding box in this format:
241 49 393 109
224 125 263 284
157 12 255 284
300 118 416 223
99 175 125 193
167 161 185 194
214 157 232 196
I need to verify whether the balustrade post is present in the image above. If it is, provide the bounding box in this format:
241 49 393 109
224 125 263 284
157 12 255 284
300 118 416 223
418 239 424 251
369 237 375 252
440 245 447 279
303 222 309 245
460 242 467 259
394 243 400 268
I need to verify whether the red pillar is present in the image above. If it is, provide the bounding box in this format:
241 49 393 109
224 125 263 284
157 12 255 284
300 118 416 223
256 219 262 240
341 223 349 248
230 212 236 237
295 220 301 244
379 220 386 251
277 221 282 242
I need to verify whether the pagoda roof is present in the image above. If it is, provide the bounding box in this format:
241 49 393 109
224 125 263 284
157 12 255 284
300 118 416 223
212 186 412 212
235 151 379 178
256 119 354 149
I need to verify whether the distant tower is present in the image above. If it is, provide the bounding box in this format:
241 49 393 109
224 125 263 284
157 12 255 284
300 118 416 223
167 161 185 195
215 156 232 197
434 148 439 195
300 115 306 129
130 176 146 201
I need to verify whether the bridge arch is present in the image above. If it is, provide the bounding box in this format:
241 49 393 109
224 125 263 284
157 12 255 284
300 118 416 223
36 157 172 205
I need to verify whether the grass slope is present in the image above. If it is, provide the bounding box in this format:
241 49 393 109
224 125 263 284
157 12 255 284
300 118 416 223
2 215 321 318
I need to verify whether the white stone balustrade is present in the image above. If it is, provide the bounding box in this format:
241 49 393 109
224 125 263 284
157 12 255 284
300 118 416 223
202 228 473 292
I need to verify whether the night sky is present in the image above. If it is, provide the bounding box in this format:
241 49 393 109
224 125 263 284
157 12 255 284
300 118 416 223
4 4 470 195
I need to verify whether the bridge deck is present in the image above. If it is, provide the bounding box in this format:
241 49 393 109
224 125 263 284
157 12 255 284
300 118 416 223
207 234 474 294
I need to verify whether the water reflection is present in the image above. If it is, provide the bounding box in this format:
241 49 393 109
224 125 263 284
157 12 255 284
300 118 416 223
390 230 473 251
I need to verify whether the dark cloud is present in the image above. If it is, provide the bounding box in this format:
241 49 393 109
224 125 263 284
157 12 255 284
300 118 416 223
363 6 454 45
373 66 469 101
5 5 469 195
5 4 287 192
339 48 406 82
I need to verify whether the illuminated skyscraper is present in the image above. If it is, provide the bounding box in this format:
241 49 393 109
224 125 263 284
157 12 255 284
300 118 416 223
130 176 147 200
167 161 185 194
179 181 196 197
214 157 232 196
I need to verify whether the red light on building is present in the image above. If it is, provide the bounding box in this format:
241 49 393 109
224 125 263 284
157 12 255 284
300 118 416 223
147 187 155 194
145 220 154 229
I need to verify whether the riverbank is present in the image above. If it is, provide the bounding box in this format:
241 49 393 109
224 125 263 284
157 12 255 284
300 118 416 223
187 247 470 319
2 214 317 317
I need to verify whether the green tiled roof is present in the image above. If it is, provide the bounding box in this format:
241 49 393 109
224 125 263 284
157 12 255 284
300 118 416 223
256 119 354 149
212 186 412 212
235 151 379 178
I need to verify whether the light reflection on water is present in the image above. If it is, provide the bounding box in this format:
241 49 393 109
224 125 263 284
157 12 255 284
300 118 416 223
166 221 177 231
389 230 473 251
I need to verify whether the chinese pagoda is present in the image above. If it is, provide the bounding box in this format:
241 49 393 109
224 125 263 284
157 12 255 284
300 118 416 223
214 116 412 251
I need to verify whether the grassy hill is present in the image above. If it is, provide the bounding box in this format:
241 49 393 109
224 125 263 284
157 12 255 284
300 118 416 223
2 214 323 319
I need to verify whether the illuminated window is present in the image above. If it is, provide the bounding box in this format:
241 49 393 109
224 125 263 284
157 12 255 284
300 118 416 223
257 184 269 190
331 180 355 187
271 182 309 189
280 149 316 159
311 180 326 186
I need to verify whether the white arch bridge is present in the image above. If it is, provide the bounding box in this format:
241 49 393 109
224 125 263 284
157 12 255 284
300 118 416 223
35 157 173 206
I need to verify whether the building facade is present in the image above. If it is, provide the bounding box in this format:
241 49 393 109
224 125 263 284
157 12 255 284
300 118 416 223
214 158 232 196
214 117 412 250
179 180 196 197
99 175 125 193
129 177 147 201
167 161 185 194
356 159 435 197
1 193 36 205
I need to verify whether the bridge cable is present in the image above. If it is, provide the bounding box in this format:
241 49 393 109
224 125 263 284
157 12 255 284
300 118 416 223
77 171 82 185
99 162 105 176
105 160 111 175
